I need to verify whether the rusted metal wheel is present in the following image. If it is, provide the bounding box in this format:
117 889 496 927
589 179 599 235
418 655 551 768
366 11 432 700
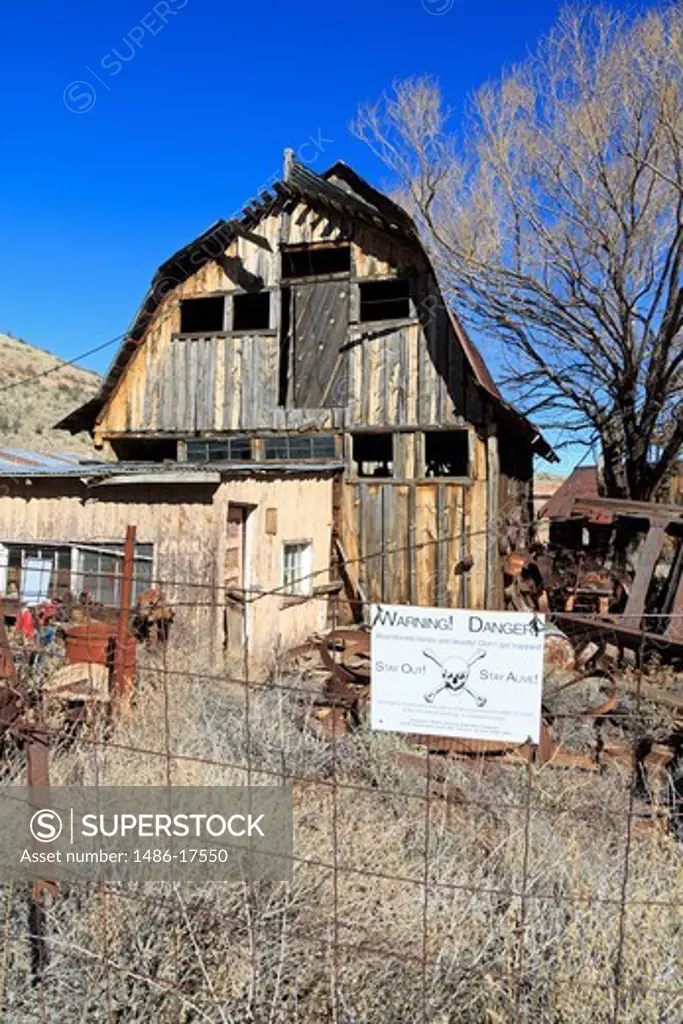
320 628 370 686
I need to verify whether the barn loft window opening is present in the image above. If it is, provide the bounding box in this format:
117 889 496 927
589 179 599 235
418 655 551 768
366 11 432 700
0 542 153 606
424 430 469 478
232 291 271 332
352 433 394 478
281 245 351 280
186 437 253 463
359 280 410 322
180 296 225 334
264 435 337 461
282 541 313 597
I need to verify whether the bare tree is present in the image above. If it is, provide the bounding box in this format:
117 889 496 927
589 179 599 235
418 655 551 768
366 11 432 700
353 4 683 500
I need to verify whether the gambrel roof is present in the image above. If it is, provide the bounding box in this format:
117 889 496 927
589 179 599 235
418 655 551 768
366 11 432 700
56 158 554 460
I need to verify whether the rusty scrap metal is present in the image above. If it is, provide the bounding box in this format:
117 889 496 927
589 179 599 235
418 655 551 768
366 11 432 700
543 627 576 673
321 628 370 685
0 617 55 983
546 668 619 719
131 588 174 646
63 620 116 667
114 525 137 711
538 496 683 662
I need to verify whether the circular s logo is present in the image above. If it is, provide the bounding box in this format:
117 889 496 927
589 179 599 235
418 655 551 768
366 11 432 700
30 809 63 843
422 0 455 14
63 81 97 114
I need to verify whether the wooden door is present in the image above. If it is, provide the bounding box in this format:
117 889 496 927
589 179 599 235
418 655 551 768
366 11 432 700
292 280 349 407
224 504 246 657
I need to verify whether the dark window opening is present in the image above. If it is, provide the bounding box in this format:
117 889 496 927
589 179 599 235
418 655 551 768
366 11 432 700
180 297 225 334
352 433 393 478
109 438 178 462
424 430 469 478
186 437 253 463
282 245 351 280
233 291 270 332
359 280 410 322
264 435 337 461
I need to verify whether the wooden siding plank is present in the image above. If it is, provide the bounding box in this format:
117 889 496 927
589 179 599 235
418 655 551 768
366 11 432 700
381 484 391 602
393 484 410 605
447 487 463 607
363 485 383 604
436 483 447 607
486 433 501 609
415 484 437 606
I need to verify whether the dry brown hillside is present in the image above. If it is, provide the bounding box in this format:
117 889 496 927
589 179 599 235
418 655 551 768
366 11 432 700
0 333 100 455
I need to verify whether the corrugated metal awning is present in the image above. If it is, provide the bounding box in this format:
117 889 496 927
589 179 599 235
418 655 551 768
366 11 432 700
0 448 106 475
0 448 342 481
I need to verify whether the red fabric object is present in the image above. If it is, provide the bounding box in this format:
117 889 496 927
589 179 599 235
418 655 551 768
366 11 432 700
19 608 36 643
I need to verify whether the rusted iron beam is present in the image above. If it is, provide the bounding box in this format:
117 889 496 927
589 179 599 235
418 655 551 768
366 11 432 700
114 525 137 711
554 611 683 660
0 615 55 981
573 496 683 521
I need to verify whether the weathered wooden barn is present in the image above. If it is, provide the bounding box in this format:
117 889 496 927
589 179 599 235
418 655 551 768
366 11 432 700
1 155 553 668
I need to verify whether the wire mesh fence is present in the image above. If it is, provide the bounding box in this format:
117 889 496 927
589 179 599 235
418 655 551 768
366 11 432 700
0 543 681 1024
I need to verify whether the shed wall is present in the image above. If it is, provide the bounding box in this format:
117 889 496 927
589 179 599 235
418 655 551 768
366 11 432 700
0 475 334 676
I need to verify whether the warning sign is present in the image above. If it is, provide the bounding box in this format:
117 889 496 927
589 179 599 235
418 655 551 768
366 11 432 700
370 604 545 744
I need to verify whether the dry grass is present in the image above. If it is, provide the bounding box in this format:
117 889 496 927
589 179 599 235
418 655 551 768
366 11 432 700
1 651 681 1023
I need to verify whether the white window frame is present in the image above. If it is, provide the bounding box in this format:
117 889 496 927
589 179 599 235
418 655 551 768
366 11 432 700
74 544 154 606
282 540 313 598
0 541 154 605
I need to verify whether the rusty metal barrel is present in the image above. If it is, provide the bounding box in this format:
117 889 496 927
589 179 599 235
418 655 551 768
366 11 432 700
63 622 116 667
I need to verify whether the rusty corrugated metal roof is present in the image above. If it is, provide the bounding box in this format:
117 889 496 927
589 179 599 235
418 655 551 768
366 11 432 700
540 466 606 520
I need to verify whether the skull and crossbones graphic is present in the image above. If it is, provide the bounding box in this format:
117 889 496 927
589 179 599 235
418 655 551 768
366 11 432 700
422 649 488 706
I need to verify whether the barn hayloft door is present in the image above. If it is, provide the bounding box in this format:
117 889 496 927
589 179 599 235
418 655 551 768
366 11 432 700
292 280 349 407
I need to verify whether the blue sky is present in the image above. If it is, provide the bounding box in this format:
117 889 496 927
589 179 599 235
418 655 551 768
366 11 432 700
0 0 655 469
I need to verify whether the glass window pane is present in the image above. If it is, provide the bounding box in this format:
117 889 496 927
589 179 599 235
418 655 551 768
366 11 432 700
99 553 119 607
186 441 209 463
229 437 252 460
312 435 336 458
265 438 288 460
283 542 310 596
288 437 312 458
81 551 100 601
133 559 153 599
